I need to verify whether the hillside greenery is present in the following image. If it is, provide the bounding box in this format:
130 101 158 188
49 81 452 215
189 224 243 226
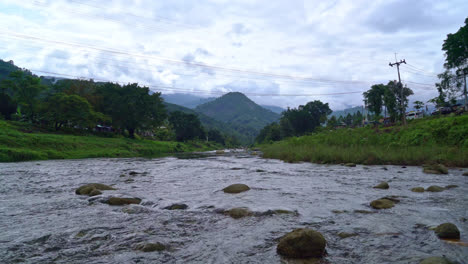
260 115 468 167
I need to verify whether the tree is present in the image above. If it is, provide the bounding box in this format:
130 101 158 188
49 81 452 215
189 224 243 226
1 71 47 122
386 80 413 121
327 115 338 128
168 111 205 141
95 83 166 138
442 18 468 70
0 92 17 120
279 100 331 136
207 129 225 145
413 101 424 111
41 93 104 130
256 122 281 143
434 70 462 106
353 111 363 126
344 113 353 126
363 84 385 119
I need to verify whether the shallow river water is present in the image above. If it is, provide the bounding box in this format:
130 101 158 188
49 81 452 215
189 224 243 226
0 150 467 264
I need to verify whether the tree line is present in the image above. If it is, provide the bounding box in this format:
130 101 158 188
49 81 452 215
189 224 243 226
0 69 234 146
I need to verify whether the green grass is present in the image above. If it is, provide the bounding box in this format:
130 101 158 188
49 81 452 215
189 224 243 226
0 120 221 162
260 115 468 167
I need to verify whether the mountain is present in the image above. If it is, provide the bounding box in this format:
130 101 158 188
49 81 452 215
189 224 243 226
330 106 364 118
195 92 280 141
0 59 23 80
261 104 285 114
161 93 215 109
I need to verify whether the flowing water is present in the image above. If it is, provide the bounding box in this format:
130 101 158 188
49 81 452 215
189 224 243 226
0 150 467 263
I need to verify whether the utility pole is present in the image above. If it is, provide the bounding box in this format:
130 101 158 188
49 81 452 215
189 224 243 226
389 59 407 125
457 68 468 111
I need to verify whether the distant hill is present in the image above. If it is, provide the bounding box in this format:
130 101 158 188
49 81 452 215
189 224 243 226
261 104 285 114
195 92 280 141
0 59 23 80
330 105 364 118
161 93 215 109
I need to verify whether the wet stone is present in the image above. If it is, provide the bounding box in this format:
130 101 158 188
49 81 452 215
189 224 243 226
344 163 356 167
277 228 326 258
164 203 188 210
224 208 252 219
135 242 166 252
426 186 444 192
373 181 389 189
434 223 460 239
411 187 425 193
420 256 454 264
75 183 115 195
104 197 142 206
222 183 250 194
445 185 458 189
422 164 448 175
338 232 358 239
370 198 395 209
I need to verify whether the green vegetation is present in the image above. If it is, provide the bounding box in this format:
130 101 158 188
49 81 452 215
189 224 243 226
0 120 220 162
260 115 468 167
195 92 280 143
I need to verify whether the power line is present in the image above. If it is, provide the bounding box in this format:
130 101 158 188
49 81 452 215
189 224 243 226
31 69 365 97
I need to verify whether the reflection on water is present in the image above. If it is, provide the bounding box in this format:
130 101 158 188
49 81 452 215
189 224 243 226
0 150 466 263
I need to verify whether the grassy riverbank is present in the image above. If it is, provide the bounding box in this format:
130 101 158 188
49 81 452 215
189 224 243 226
260 115 468 167
0 120 221 162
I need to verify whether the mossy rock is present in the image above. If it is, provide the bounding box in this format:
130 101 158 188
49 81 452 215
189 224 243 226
75 183 115 195
373 181 389 189
354 210 375 214
337 232 358 239
426 186 444 192
224 208 252 219
370 198 395 209
222 183 250 194
445 185 458 189
135 242 166 252
164 203 188 210
420 256 454 264
423 164 448 175
463 172 468 176
411 187 425 193
276 228 326 258
261 209 298 216
434 223 460 239
344 163 356 167
216 150 225 154
89 189 102 196
105 197 141 206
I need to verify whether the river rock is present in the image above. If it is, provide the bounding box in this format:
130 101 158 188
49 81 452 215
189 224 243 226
75 183 115 196
337 232 358 239
344 163 356 167
423 164 448 175
420 256 454 264
373 181 389 189
89 189 102 196
224 208 252 219
445 185 458 189
104 197 141 206
216 150 225 154
411 187 425 193
261 209 298 216
276 228 326 258
370 198 395 209
223 183 250 194
434 223 460 239
164 203 188 210
135 242 166 252
426 186 444 192
122 205 150 214
463 172 468 176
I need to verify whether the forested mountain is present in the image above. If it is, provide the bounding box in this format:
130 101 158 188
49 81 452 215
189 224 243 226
161 93 215 109
195 92 280 141
261 105 285 114
329 106 364 118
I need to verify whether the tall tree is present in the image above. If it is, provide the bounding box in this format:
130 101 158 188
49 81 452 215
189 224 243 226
279 100 331 136
363 84 385 118
386 81 414 121
413 101 424 111
169 111 205 141
442 18 468 70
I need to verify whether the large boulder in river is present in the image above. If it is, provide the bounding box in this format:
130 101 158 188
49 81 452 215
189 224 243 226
426 186 444 192
370 198 395 209
420 256 454 264
277 228 326 258
423 164 448 175
75 183 115 195
223 184 250 194
104 197 141 206
373 181 389 189
434 223 460 239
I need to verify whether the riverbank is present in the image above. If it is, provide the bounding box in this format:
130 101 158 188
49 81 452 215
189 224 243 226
260 115 468 167
0 120 221 162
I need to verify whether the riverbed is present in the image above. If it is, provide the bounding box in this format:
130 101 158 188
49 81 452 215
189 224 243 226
0 150 466 263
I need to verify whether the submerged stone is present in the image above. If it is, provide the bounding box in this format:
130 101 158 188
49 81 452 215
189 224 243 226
423 164 448 175
136 242 166 252
411 187 425 193
434 223 460 239
463 172 468 176
276 228 326 258
337 232 358 239
344 163 356 167
75 183 115 195
223 183 250 194
426 186 444 192
370 198 395 209
420 256 454 264
105 197 141 206
164 203 188 210
373 181 389 189
445 185 458 189
354 210 375 214
224 208 252 219
261 209 298 216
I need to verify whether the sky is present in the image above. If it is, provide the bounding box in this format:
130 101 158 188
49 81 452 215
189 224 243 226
0 0 467 110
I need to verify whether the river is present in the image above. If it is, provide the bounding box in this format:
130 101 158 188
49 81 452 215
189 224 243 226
0 150 467 263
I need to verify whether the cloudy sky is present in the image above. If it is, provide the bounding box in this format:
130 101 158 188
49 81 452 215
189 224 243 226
0 0 466 110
